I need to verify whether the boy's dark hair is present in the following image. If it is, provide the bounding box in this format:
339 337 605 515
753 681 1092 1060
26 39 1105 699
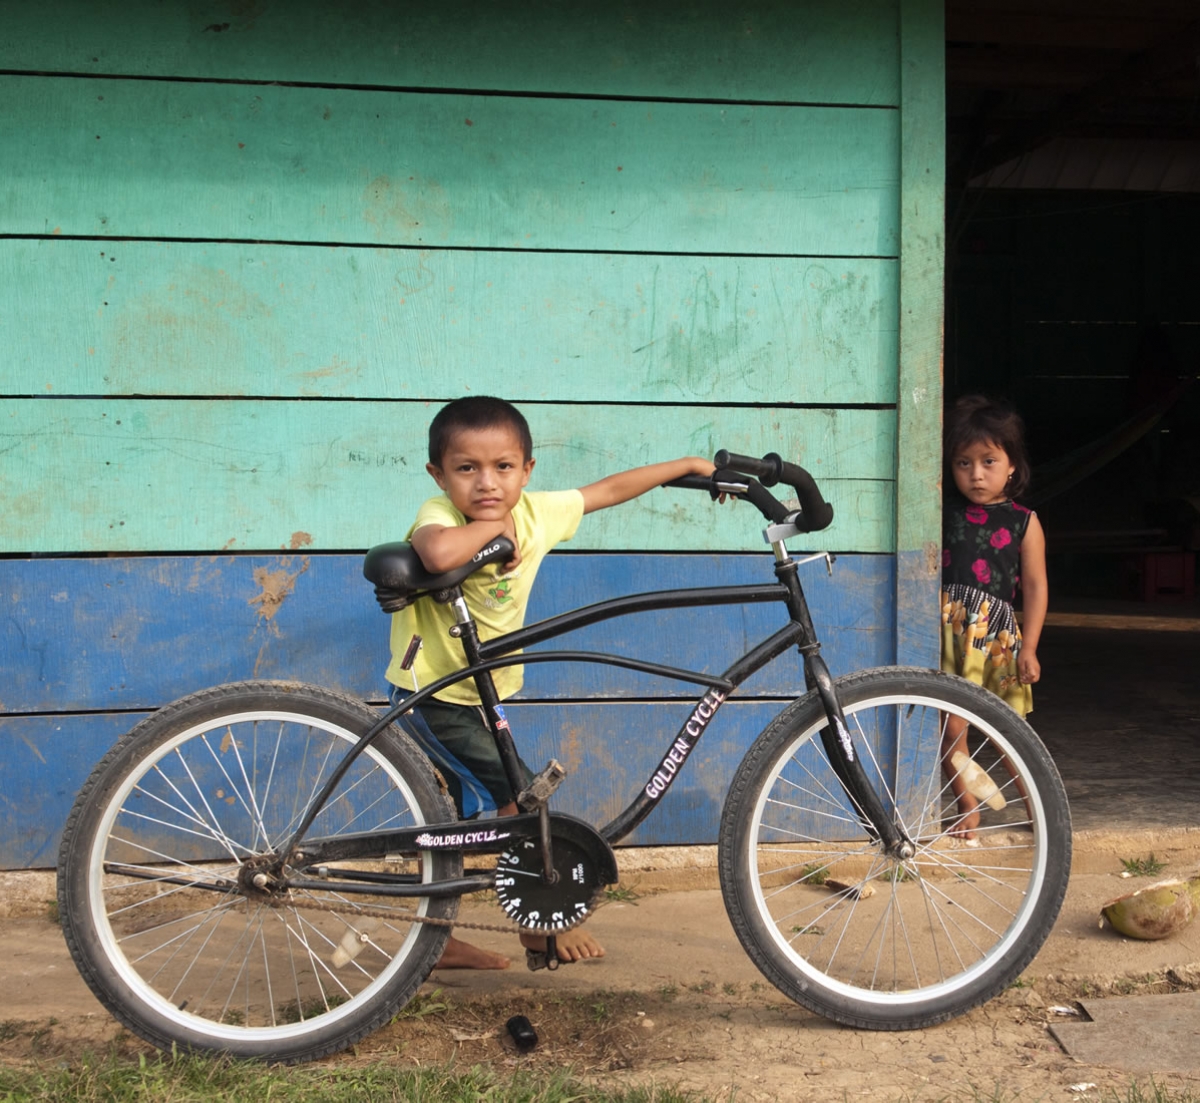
944 394 1032 499
427 396 533 466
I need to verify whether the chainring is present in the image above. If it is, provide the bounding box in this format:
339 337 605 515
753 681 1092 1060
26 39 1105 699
494 834 605 933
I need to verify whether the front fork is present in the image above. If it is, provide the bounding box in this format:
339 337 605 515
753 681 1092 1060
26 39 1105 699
804 650 913 859
776 552 914 860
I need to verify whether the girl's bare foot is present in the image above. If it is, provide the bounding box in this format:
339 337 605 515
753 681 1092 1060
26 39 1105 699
520 927 605 962
941 712 979 842
435 935 511 970
946 791 980 842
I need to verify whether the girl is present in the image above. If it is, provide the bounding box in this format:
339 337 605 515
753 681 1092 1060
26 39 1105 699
941 395 1048 841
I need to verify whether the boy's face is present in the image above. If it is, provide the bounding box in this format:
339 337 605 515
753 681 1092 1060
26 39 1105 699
427 425 534 521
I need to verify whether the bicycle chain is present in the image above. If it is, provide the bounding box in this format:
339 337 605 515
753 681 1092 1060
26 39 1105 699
255 887 591 937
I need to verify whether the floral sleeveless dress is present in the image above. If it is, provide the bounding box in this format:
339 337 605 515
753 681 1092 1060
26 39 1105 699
941 492 1034 717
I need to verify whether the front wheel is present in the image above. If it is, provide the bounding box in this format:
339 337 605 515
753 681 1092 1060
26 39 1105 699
57 682 460 1063
719 667 1071 1030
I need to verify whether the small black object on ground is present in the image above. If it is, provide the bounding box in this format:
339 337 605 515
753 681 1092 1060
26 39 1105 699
506 1014 538 1052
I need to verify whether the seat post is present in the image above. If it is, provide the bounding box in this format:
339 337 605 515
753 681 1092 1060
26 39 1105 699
446 589 528 800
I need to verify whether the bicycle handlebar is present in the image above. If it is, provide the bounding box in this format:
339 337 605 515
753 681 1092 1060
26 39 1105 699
666 450 835 533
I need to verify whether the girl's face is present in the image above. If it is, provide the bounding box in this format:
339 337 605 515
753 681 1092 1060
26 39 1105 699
951 439 1015 505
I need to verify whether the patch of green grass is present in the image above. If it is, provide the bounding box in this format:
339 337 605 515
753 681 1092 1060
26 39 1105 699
276 994 347 1025
1120 854 1168 877
45 899 60 926
0 1051 715 1102
391 987 450 1021
1107 1080 1200 1103
657 983 678 1002
603 883 642 905
881 863 918 883
798 863 829 886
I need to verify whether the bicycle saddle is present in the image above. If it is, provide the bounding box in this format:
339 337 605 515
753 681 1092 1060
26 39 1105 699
363 537 516 613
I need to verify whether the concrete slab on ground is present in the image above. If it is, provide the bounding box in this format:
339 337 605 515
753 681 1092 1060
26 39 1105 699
1051 991 1200 1075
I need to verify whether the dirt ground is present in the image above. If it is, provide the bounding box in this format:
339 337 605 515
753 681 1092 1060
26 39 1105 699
4 862 1200 1102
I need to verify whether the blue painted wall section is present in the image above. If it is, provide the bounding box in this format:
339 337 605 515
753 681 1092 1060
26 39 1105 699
1 552 894 868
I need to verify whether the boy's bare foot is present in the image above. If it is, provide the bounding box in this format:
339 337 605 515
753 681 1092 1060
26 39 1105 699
435 935 511 970
520 927 605 963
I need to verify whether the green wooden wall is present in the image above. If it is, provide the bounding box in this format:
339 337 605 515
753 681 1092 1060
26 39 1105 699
0 0 944 867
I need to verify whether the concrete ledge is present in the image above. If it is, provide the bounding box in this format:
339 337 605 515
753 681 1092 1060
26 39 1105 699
0 871 58 920
1070 827 1200 876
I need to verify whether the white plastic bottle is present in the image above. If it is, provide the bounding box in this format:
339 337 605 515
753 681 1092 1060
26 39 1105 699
331 919 378 968
950 751 1007 811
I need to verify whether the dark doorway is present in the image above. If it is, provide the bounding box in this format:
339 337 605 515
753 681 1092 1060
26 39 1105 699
944 1 1200 833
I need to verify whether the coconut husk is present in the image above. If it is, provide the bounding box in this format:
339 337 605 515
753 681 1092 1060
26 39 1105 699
1100 877 1200 941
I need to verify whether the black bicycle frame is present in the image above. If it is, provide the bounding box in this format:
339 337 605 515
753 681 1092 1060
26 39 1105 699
283 554 907 872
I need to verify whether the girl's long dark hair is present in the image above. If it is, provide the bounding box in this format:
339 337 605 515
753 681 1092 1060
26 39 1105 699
944 395 1032 499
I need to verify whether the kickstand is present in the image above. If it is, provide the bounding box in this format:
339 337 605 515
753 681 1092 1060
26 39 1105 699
524 935 560 972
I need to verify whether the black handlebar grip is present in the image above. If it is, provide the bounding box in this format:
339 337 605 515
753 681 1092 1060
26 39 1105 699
777 460 834 532
713 450 780 486
712 449 834 532
664 474 716 493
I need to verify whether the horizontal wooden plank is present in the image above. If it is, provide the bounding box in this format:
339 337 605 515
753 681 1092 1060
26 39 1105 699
0 0 899 106
0 713 138 869
1018 324 1143 379
2 76 899 256
0 553 895 713
4 240 898 405
0 401 897 553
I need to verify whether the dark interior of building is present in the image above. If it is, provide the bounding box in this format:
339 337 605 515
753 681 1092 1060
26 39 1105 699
943 0 1199 832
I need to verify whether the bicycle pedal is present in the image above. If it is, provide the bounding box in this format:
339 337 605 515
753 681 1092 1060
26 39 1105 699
524 935 561 972
524 948 562 972
517 759 567 812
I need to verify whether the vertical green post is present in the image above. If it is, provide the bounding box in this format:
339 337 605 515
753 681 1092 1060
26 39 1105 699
896 0 945 667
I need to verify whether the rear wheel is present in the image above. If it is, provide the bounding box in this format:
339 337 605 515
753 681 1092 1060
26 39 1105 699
719 667 1071 1029
57 682 459 1062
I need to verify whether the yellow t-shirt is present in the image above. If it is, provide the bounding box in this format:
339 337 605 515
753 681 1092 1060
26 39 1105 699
385 489 584 705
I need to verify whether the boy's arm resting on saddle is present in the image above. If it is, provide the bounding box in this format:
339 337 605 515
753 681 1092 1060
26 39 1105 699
1017 514 1048 684
410 516 518 574
579 456 716 514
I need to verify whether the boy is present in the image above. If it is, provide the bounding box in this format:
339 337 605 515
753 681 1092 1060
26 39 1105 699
387 396 715 970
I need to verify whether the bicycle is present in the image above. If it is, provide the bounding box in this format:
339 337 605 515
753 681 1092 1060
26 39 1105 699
56 449 1072 1063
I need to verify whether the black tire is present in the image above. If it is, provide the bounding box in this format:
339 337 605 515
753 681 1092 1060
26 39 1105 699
719 667 1071 1029
57 681 460 1063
